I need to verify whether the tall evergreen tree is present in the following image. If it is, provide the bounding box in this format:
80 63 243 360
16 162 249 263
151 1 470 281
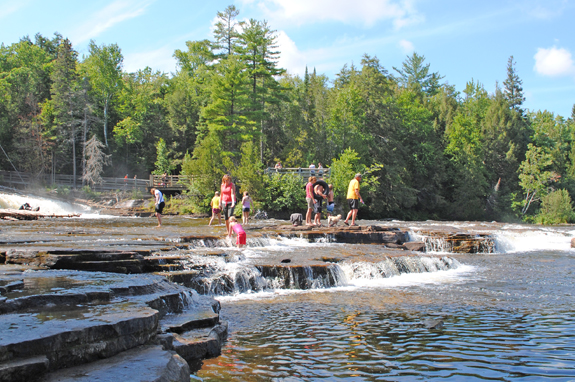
503 56 525 111
213 5 240 57
393 52 444 96
50 38 81 185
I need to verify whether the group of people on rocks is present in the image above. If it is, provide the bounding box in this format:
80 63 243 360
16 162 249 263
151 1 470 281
304 172 363 227
150 168 364 248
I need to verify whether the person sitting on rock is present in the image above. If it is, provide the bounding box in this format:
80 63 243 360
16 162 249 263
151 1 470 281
19 203 32 211
228 216 246 248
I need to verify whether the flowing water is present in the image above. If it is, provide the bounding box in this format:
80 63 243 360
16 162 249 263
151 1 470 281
1 191 575 380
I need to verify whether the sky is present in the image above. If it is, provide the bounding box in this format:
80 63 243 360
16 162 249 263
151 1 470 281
1 0 574 118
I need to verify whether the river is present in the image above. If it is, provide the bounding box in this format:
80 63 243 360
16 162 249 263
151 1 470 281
1 191 574 381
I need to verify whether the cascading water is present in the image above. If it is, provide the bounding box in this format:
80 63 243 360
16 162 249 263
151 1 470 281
176 250 461 296
0 191 91 215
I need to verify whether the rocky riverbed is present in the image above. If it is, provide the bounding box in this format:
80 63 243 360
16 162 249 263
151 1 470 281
0 212 498 381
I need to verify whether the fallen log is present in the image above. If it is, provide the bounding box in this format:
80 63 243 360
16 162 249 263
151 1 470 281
0 209 80 220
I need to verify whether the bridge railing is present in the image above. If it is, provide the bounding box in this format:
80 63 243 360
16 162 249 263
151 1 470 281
0 170 149 192
149 174 190 189
264 167 331 179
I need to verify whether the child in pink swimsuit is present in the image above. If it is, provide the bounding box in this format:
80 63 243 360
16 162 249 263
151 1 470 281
228 216 246 248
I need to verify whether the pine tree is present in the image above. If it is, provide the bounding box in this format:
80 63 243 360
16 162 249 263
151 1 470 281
213 5 240 57
503 56 525 111
50 38 80 186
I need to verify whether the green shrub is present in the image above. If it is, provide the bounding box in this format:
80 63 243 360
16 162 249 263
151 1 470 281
261 173 306 212
535 189 575 224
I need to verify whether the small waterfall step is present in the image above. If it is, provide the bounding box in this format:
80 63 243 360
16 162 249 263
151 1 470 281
40 345 190 382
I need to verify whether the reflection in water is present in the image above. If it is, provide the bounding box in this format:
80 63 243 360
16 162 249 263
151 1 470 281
198 250 575 380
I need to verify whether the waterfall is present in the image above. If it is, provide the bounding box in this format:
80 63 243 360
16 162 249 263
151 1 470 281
179 254 460 296
0 191 91 215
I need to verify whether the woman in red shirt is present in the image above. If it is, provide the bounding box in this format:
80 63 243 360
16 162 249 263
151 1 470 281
220 174 237 234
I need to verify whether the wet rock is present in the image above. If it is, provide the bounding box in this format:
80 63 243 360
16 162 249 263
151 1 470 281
423 318 444 330
404 242 425 252
0 280 24 295
0 355 49 382
161 308 219 334
41 345 190 382
172 321 228 365
384 243 406 250
571 238 575 248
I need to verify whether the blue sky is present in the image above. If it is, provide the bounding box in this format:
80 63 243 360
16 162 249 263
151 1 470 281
1 0 574 118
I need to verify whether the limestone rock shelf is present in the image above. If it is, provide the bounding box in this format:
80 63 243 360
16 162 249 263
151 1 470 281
0 269 226 382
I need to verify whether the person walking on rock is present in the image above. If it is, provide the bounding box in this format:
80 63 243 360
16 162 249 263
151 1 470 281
220 174 237 234
209 191 221 226
241 191 252 225
150 188 165 227
344 173 363 227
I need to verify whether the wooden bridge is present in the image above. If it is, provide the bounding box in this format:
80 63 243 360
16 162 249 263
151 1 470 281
0 171 188 194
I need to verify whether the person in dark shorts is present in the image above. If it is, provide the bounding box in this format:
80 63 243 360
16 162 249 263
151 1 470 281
220 174 237 234
344 173 363 226
151 188 165 227
313 183 325 226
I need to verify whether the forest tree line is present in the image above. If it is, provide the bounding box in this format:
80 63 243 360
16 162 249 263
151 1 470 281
1 5 575 223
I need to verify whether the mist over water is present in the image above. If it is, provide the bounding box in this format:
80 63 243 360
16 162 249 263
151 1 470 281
0 191 91 215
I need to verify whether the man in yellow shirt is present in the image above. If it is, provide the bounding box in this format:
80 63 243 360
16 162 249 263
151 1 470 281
344 173 363 226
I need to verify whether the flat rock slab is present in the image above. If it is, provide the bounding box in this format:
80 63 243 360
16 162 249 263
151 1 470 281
161 308 219 334
0 355 49 382
41 345 190 382
0 302 159 370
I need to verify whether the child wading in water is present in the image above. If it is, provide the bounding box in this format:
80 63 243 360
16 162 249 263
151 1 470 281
228 216 246 248
241 191 252 225
209 191 221 226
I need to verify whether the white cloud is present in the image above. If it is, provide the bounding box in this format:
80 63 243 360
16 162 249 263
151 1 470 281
71 0 154 44
0 1 28 19
399 39 414 54
245 0 423 29
275 30 308 75
534 46 575 77
123 46 176 73
515 0 569 20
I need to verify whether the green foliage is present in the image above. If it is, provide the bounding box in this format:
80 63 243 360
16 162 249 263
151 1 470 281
261 173 306 212
3 8 575 222
517 144 557 215
330 148 362 199
535 189 574 224
233 140 264 198
153 138 174 175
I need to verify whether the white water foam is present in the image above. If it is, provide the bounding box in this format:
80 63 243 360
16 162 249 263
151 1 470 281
0 192 91 215
493 230 575 253
217 264 475 302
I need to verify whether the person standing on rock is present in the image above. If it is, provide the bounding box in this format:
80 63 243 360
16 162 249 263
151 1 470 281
313 182 325 227
150 188 165 227
209 191 221 226
326 184 335 216
305 176 317 226
241 191 252 225
344 173 363 227
220 174 237 234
